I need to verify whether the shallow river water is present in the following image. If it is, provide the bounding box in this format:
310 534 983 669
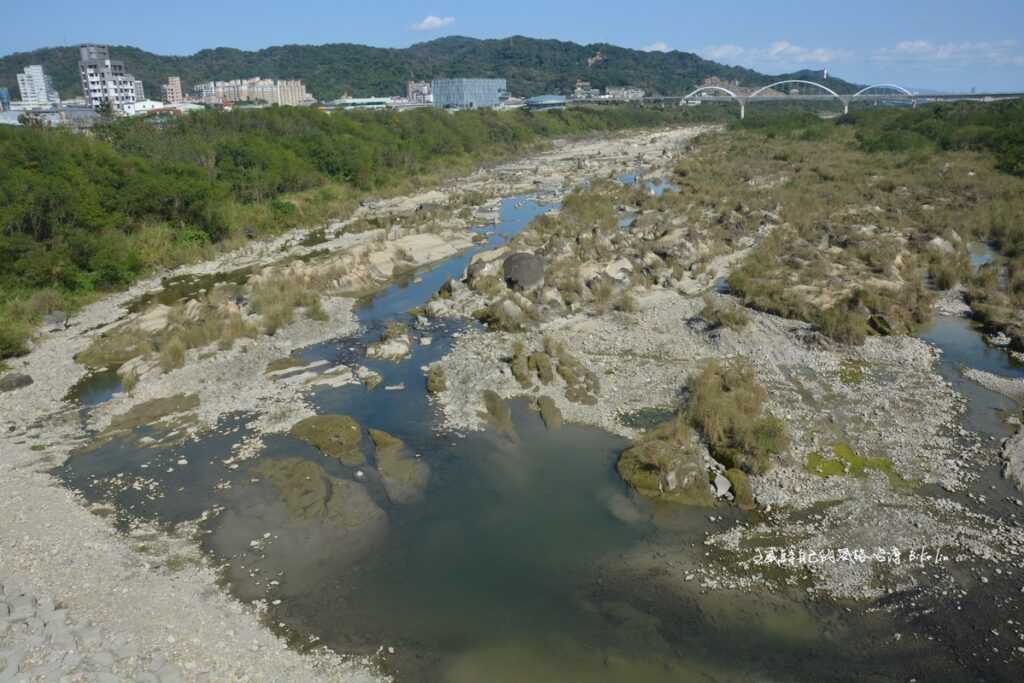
56 198 1023 681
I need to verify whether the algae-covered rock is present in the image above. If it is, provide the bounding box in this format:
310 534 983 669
537 396 563 430
251 457 386 529
724 468 755 510
290 415 365 466
369 429 430 504
481 390 514 434
617 440 714 507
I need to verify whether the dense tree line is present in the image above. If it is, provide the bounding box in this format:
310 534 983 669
843 100 1024 176
0 104 714 360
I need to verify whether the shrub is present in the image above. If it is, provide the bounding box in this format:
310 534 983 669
700 294 749 331
685 357 788 473
0 321 31 359
426 366 447 395
159 335 188 372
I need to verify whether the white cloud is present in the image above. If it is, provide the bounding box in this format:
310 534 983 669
700 41 850 67
642 41 670 53
874 39 1024 66
411 15 455 32
702 44 745 62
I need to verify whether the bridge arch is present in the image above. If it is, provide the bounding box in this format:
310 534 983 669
852 84 915 98
749 79 844 101
748 79 848 115
681 86 745 118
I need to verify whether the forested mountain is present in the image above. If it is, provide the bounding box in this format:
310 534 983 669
0 35 862 101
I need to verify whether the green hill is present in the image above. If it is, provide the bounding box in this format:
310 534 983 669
0 35 862 102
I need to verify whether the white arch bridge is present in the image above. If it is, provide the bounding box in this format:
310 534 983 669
672 80 981 119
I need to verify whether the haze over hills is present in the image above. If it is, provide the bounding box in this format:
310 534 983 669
0 35 863 101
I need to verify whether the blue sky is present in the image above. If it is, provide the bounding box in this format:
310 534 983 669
3 0 1023 90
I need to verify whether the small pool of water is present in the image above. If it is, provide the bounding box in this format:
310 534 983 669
616 173 678 197
969 241 994 270
920 316 1023 438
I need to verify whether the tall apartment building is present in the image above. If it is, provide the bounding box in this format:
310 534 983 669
0 87 11 111
431 78 508 109
133 79 145 101
406 80 432 104
78 44 137 113
161 76 183 104
16 65 61 108
192 77 311 106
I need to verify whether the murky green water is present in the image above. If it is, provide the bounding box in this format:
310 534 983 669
55 196 1024 681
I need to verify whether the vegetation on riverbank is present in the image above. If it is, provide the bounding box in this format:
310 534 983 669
715 102 1024 344
0 105 719 363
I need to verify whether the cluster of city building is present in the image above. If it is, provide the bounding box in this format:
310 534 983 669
1 44 652 127
573 80 646 101
1 44 318 126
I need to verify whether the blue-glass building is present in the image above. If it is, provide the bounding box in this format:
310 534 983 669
0 87 10 111
431 79 508 109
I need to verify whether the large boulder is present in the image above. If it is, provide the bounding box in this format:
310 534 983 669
503 252 546 292
0 373 33 393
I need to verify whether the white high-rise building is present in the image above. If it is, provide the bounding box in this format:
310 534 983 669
161 76 183 104
133 79 145 101
16 65 60 108
78 44 137 113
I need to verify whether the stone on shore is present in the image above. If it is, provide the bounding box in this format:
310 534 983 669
0 373 34 393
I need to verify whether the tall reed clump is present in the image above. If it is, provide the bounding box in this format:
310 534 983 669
685 357 788 474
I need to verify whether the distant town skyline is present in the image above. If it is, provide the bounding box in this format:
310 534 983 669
2 1 1022 92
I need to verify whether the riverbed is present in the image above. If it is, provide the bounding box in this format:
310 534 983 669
48 187 1024 681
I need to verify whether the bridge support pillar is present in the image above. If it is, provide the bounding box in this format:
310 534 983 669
740 100 746 120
